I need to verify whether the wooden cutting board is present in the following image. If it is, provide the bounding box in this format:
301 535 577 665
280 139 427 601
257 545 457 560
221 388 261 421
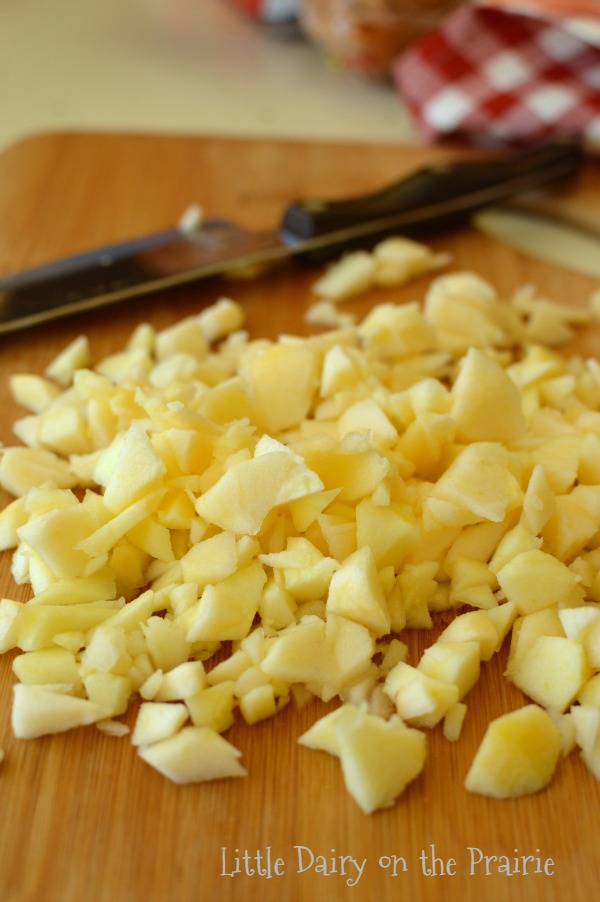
1 131 600 902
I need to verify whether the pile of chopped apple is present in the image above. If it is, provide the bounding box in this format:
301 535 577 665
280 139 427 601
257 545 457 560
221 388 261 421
2 261 600 814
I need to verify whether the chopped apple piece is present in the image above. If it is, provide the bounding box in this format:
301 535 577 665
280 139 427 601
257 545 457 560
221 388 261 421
571 704 600 779
185 562 266 642
239 684 278 725
195 439 324 535
312 251 376 300
417 640 480 700
443 702 467 741
299 702 426 813
12 684 110 739
451 348 526 443
496 548 583 615
0 447 77 496
326 546 391 638
83 672 133 717
138 725 246 783
132 701 189 746
465 705 561 798
45 335 90 385
384 661 459 728
13 647 82 692
186 681 236 733
510 634 591 712
423 442 522 528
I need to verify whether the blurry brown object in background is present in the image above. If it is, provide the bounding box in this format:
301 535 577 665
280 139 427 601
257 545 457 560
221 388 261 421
300 0 465 79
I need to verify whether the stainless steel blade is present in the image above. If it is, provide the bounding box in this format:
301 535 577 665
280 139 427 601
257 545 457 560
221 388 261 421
473 206 600 279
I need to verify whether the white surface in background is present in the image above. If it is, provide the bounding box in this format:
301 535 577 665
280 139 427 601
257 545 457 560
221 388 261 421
0 0 416 152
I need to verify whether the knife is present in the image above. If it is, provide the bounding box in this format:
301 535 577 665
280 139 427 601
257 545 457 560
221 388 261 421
0 137 584 334
474 201 600 278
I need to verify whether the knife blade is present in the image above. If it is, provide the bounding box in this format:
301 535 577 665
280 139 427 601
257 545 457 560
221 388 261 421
473 203 600 278
0 137 584 334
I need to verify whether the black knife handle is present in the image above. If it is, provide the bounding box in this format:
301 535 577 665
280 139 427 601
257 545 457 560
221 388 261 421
280 136 583 263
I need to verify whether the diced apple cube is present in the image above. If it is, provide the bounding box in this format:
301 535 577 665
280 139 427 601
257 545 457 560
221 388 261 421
137 725 246 783
260 537 338 602
520 464 556 534
80 624 131 677
132 701 189 746
443 702 467 741
9 373 63 413
0 598 23 653
197 297 244 343
496 548 582 615
17 603 117 652
195 439 324 535
355 498 420 570
152 660 207 701
505 607 565 678
509 635 591 712
451 348 526 443
141 616 191 672
423 442 522 528
102 423 167 514
186 681 236 733
45 335 90 385
372 236 441 288
13 647 82 692
83 672 133 717
258 577 297 631
301 702 426 814
437 610 499 661
239 684 278 725
465 705 561 798
326 545 390 637
312 251 376 301
0 447 77 496
179 530 238 591
241 343 318 434
417 640 480 700
359 301 437 358
185 562 266 642
571 704 600 779
12 683 110 738
384 661 459 728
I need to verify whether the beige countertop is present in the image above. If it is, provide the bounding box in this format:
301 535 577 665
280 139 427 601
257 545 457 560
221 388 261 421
0 0 417 153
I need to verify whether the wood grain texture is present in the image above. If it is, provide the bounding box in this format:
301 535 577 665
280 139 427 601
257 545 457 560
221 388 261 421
0 131 600 902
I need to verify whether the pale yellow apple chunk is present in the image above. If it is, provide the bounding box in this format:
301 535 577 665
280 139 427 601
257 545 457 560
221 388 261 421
465 705 561 798
0 446 77 497
326 545 391 638
195 440 324 535
132 701 189 746
185 562 267 642
299 703 426 814
12 684 110 739
496 548 583 615
417 640 480 700
509 635 591 712
138 725 246 783
102 423 167 514
451 348 526 444
336 705 426 814
423 442 522 528
241 343 319 434
384 661 459 728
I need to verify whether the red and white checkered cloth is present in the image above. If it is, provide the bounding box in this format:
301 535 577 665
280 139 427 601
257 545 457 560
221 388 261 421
228 0 298 23
393 0 600 148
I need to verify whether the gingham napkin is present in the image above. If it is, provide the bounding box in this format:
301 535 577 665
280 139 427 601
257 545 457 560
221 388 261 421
228 0 298 23
393 0 600 148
